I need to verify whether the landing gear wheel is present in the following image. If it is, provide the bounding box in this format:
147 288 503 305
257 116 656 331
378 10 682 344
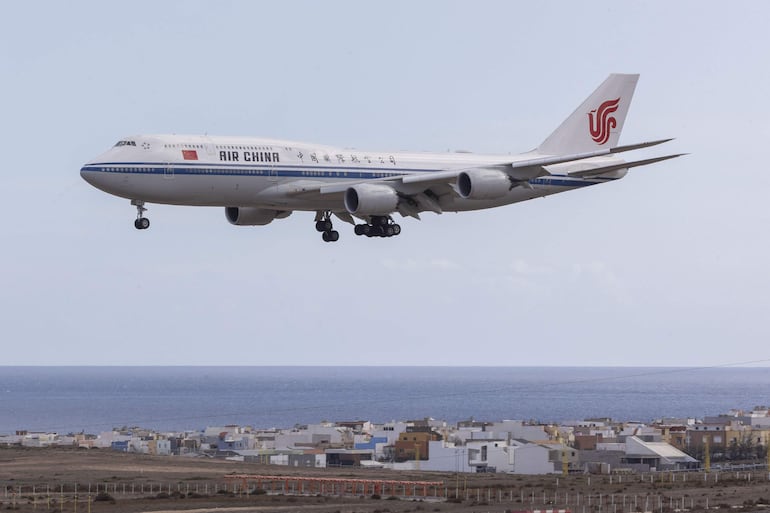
315 211 336 239
321 230 340 242
131 200 150 230
356 216 402 238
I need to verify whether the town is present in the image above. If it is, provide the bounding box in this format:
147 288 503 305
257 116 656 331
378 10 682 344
4 406 770 475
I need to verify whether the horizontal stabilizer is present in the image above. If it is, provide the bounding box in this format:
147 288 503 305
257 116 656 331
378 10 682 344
609 138 674 154
567 153 686 178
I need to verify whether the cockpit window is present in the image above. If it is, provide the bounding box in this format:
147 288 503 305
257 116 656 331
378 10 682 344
114 140 137 147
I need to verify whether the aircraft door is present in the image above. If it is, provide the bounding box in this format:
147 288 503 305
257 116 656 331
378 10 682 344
164 162 174 179
268 161 278 182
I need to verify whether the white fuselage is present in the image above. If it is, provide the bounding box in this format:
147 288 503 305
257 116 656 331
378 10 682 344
80 134 624 213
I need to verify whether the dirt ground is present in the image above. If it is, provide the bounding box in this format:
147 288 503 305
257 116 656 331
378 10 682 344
1 447 770 513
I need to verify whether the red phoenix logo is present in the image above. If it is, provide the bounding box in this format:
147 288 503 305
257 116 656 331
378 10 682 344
588 98 620 145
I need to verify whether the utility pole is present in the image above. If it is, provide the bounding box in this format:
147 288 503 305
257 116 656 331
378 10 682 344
562 449 569 476
455 449 460 498
704 435 711 473
557 432 569 476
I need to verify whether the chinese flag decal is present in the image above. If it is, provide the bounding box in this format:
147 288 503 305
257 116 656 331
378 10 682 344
182 150 198 160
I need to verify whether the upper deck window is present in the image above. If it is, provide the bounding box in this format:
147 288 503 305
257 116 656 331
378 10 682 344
114 140 137 147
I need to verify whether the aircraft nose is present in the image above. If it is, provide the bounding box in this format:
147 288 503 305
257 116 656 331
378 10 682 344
80 163 111 191
80 164 96 186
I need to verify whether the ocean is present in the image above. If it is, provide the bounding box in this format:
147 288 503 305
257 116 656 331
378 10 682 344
0 366 768 435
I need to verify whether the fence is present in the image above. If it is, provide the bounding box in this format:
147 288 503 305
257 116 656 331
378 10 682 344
224 474 444 499
450 488 702 512
3 469 770 510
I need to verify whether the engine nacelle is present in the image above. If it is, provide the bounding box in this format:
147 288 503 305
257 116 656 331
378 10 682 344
457 169 512 200
344 184 399 215
225 207 291 226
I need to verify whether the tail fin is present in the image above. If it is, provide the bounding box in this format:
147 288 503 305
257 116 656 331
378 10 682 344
537 73 639 155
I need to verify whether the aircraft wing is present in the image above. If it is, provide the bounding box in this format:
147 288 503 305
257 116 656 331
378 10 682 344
277 139 679 218
307 138 675 195
397 138 675 187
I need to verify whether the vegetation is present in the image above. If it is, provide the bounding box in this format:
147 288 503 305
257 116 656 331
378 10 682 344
684 436 766 463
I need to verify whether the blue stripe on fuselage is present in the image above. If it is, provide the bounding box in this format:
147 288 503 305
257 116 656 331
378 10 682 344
79 163 615 187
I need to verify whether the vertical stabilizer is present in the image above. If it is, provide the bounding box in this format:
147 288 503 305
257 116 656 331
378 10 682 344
537 74 639 155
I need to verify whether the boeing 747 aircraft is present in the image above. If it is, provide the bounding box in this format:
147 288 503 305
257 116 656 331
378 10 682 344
81 74 682 242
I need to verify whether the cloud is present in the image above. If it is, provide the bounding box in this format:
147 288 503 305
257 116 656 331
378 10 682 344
379 257 462 272
509 258 553 276
569 260 631 305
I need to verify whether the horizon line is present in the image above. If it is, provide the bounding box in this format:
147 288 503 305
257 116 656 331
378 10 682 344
1 363 769 368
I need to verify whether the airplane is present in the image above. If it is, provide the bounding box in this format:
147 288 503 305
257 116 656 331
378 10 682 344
80 74 682 242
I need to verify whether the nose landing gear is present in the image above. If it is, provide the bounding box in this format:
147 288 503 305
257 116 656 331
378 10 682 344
131 200 150 230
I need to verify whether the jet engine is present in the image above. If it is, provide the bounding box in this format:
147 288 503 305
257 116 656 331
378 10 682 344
225 207 292 226
457 169 512 200
344 184 399 215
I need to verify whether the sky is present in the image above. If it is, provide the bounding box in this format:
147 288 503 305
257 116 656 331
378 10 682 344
2 1 769 366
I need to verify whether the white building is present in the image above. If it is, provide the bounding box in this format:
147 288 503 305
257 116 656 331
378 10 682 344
489 421 552 442
467 440 512 472
619 424 662 442
93 431 132 449
623 436 698 470
21 433 58 447
370 421 409 445
272 423 348 450
0 434 22 446
509 441 557 474
418 441 473 473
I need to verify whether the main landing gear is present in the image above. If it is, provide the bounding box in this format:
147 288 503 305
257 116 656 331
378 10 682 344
314 213 402 242
132 200 150 230
315 211 339 242
354 216 401 238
